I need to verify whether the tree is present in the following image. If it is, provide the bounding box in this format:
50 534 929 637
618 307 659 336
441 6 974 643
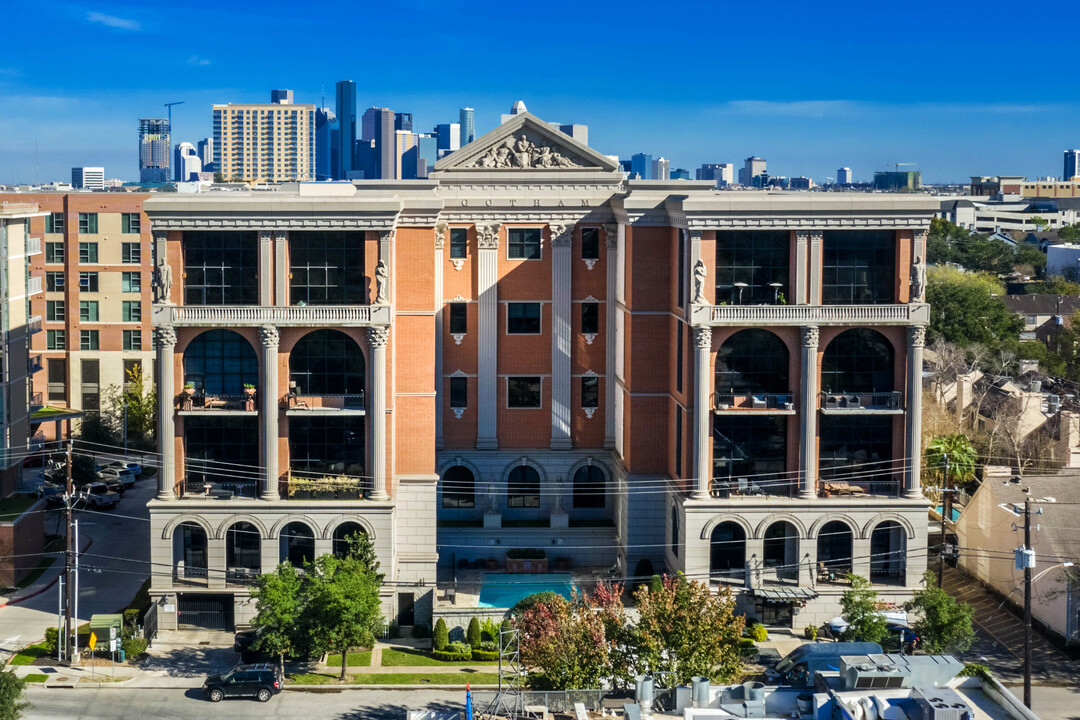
0 668 29 720
1059 223 1080 244
304 552 384 680
905 571 976 654
74 364 157 452
516 592 611 690
924 434 978 501
466 617 481 649
840 574 889 644
433 618 449 651
251 562 305 676
926 267 1023 359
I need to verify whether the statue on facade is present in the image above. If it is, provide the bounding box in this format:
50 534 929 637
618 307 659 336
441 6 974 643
911 256 926 301
374 259 389 304
470 133 582 169
153 258 173 304
692 259 708 304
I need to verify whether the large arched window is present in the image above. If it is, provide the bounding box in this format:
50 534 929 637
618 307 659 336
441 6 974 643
225 522 260 585
710 522 746 582
183 330 258 395
280 522 315 568
173 522 208 583
715 329 789 395
442 466 475 508
816 521 854 581
290 330 366 395
870 520 907 585
507 466 540 508
332 522 367 559
764 521 798 570
822 329 894 394
573 465 605 509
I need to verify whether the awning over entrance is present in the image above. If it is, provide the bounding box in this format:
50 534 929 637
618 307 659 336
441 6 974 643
750 587 818 603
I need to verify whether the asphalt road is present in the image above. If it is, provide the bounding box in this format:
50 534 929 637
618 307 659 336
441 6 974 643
23 687 466 719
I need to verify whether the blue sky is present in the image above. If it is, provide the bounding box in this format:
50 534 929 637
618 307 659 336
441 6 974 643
2 0 1078 184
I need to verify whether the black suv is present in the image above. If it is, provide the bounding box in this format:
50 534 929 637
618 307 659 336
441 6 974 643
203 664 283 702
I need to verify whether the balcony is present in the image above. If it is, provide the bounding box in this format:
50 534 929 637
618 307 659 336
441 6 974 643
28 355 42 375
711 477 797 498
28 315 41 335
179 477 258 499
819 480 902 499
26 236 41 256
691 303 930 327
27 276 42 297
282 392 365 415
280 472 367 500
153 303 391 328
173 564 209 587
819 391 903 414
176 390 258 415
713 392 795 414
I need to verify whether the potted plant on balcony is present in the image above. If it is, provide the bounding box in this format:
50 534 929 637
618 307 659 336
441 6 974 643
180 383 195 411
243 384 256 411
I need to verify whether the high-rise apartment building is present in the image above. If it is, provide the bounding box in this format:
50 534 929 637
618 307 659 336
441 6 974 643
652 157 670 181
212 92 316 183
740 157 767 187
670 168 690 180
197 138 214 169
71 167 105 191
837 167 853 185
394 130 418 180
436 123 461 154
874 171 921 192
459 107 475 146
315 108 337 181
362 107 395 179
416 133 438 178
139 118 170 184
143 109 934 635
1064 150 1080 181
335 81 357 180
630 153 653 179
697 163 734 188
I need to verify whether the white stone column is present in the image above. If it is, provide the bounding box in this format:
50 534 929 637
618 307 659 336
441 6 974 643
604 223 619 449
799 326 820 499
794 230 809 305
693 326 712 499
808 231 824 304
274 231 288 306
258 230 273 306
550 224 573 450
904 325 926 498
476 224 500 450
434 223 446 450
368 326 390 500
259 325 280 500
155 326 176 500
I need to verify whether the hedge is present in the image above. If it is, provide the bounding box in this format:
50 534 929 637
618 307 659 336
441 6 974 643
471 649 499 662
433 649 473 662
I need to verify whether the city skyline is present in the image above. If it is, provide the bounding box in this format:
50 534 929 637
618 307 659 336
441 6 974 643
1 0 1078 184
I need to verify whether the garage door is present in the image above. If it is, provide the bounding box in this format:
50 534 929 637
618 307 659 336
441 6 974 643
177 594 234 631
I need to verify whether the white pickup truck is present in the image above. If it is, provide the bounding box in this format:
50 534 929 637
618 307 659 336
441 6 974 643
77 481 120 510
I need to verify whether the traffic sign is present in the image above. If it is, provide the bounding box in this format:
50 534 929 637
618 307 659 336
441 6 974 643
88 632 97 650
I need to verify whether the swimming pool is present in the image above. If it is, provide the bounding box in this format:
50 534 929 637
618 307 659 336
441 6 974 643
476 573 576 609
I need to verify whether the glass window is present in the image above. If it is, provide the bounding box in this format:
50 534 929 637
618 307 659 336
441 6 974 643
47 358 66 401
45 212 64 234
507 302 541 334
581 303 599 334
122 272 142 293
289 231 365 305
78 242 98 263
450 377 467 408
288 416 365 478
185 416 259 491
80 330 99 350
507 228 541 260
675 407 683 477
46 272 64 292
821 329 894 393
79 272 98 292
713 415 790 495
507 376 541 408
79 301 99 321
121 213 141 234
449 228 467 260
78 213 98 234
581 227 600 260
183 231 258 305
821 230 895 304
46 300 65 321
122 242 141 263
442 465 474 508
47 330 65 350
671 505 679 558
581 376 599 408
122 301 141 322
715 230 789 305
573 465 605 508
507 466 540 508
448 303 467 334
819 416 894 485
715 329 789 395
676 323 684 393
289 330 365 395
45 242 64 264
677 229 686 308
183 329 258 394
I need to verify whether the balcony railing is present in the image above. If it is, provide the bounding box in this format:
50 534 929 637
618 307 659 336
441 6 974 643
26 236 41 256
280 472 367 500
180 477 258 499
692 302 930 327
225 568 260 587
282 392 365 413
154 303 390 327
27 315 41 335
173 564 209 586
27 276 42 296
713 392 795 412
28 356 42 375
177 391 257 413
819 391 903 412
711 477 796 498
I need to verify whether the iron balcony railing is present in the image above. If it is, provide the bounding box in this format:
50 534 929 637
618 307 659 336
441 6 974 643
176 392 257 412
713 392 795 411
819 391 902 411
280 471 367 500
282 392 365 412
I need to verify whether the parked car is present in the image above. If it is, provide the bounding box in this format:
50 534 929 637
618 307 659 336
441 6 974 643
97 467 136 489
202 664 283 702
77 482 120 510
97 462 139 479
94 473 126 495
35 481 65 507
826 611 909 637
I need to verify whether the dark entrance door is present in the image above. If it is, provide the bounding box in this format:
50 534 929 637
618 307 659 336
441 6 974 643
177 594 234 630
397 592 415 627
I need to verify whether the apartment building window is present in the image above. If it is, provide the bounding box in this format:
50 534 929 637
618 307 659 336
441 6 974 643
121 213 141 234
45 212 64 234
713 416 789 495
573 465 605 509
716 329 789 395
79 242 98 263
448 303 467 334
123 359 143 390
581 302 599 335
123 330 142 351
184 231 259 305
289 416 365 477
185 329 258 394
289 231 364 305
507 376 541 408
819 416 893 484
46 330 65 350
507 228 541 260
449 228 467 259
46 272 64 292
821 230 895 305
821 328 893 394
79 301 99 322
79 272 98 292
122 272 142 293
81 359 100 411
674 407 683 477
47 358 66 402
442 465 475 508
715 230 789 305
45 243 64 264
507 302 541 334
122 300 142 322
507 466 540 508
80 330 99 350
186 416 259 489
671 505 679 558
677 229 686 308
581 227 600 260
676 323 684 393
449 377 467 409
289 330 364 395
78 213 98 234
581 376 599 408
121 242 141 263
46 300 65 322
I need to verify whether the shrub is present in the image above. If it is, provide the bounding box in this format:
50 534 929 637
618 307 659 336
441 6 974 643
472 649 499 661
479 640 497 652
123 609 140 639
467 617 482 648
480 617 501 644
510 591 560 617
433 618 449 651
387 621 400 639
958 663 991 681
447 640 472 654
121 637 147 660
747 623 768 642
43 627 59 654
500 619 514 650
434 648 473 662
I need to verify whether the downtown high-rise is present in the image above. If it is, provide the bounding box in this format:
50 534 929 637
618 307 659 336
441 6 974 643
138 118 170 184
335 81 357 180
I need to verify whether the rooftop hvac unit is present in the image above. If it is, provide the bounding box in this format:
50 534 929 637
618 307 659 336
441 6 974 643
913 687 972 720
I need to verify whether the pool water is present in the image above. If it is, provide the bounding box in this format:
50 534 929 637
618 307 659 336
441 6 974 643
476 573 576 609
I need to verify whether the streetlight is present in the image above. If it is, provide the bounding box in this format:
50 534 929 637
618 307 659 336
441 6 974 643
122 400 128 458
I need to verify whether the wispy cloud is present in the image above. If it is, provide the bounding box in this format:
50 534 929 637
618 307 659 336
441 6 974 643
725 100 859 118
186 55 211 67
86 11 141 31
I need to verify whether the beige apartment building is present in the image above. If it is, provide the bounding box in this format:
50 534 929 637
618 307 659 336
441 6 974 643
213 92 315 183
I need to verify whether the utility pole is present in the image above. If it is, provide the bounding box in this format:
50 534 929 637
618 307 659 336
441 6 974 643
1023 495 1033 710
64 441 75 662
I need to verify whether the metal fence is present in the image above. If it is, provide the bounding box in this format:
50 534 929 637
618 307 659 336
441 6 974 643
473 689 605 715
143 603 158 645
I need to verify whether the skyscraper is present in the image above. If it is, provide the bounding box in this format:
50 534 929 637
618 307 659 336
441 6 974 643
395 113 413 132
630 153 653 180
315 108 337 181
270 89 294 105
1065 150 1080 181
362 107 395 179
459 107 475 146
138 118 170 184
335 81 357 180
212 93 316 182
197 138 214 169
837 167 853 185
71 167 105 190
696 163 734 187
652 157 670 181
740 157 766 187
174 142 197 182
416 133 438 178
435 123 461 154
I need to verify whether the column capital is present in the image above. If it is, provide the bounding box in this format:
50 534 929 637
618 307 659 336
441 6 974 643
434 222 447 249
689 229 704 242
368 326 389 348
380 228 396 244
152 229 167 243
258 325 279 348
258 229 272 243
549 223 573 248
801 325 820 348
604 223 619 248
693 326 712 349
273 230 287 241
477 223 501 249
907 324 927 347
154 325 177 348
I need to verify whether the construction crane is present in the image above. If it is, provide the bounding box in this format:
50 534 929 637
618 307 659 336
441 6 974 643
164 101 184 131
889 162 916 171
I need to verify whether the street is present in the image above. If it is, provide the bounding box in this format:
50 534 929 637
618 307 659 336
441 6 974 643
23 687 466 719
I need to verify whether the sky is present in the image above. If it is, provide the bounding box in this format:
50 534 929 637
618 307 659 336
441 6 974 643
2 0 1079 185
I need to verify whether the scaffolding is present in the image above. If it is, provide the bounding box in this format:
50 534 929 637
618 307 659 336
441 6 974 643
479 626 543 720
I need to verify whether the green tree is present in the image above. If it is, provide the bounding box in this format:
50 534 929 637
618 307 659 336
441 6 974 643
466 617 481 649
304 552 384 680
1059 223 1080 244
926 267 1023 357
251 562 305 676
840 574 888 644
515 592 611 690
905 571 976 654
0 668 29 720
924 434 978 499
75 364 157 452
433 618 449 651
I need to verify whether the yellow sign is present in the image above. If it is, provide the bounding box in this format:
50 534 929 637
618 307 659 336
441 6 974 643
88 632 97 650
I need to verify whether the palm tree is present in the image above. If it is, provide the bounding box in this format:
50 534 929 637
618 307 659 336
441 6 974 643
924 434 977 503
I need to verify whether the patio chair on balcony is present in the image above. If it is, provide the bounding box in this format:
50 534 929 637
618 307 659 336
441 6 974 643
737 477 749 495
845 395 861 408
751 395 767 409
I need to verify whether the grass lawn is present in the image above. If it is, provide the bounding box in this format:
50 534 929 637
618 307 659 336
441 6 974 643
325 650 372 667
0 496 39 521
23 674 48 683
10 644 50 666
353 672 501 685
288 672 346 685
381 647 498 667
17 555 56 589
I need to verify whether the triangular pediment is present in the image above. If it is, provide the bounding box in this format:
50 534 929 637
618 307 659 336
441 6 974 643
432 112 620 173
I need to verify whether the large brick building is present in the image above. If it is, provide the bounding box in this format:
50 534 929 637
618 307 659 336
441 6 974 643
144 111 935 631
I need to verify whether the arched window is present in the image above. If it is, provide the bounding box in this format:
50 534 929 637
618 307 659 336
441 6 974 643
226 522 260 584
710 522 746 582
290 329 365 395
870 520 907 585
572 465 605 509
280 521 315 568
507 466 540 508
671 505 680 558
822 329 894 394
715 329 789 395
183 329 258 395
174 522 208 583
332 522 367 559
764 521 798 581
816 521 854 581
442 466 475 508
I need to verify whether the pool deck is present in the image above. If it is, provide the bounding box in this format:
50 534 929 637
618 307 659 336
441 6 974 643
435 567 615 610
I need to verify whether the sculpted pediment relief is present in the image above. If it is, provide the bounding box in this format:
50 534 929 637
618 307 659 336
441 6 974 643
470 132 583 169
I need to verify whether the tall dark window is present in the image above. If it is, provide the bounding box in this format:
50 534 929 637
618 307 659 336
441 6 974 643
79 242 98 263
676 323 684 393
121 242 141 263
671 505 680 557
183 330 258 394
185 417 258 492
581 377 599 408
507 228 541 259
507 303 541 334
289 330 365 394
573 465 605 508
715 230 789 305
450 377 467 408
507 377 541 408
45 243 64 263
442 465 475 508
449 303 467 334
183 231 258 305
46 300 64 321
581 227 600 260
677 229 686 308
507 466 540 508
821 329 893 393
78 213 98 234
581 303 599 334
674 407 683 477
289 231 365 305
449 228 467 259
289 416 365 477
281 522 315 568
121 213 141 234
821 230 895 304
713 416 789 494
46 213 64 234
47 358 66 401
715 329 789 394
819 416 894 483
46 272 64 291
226 522 260 574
